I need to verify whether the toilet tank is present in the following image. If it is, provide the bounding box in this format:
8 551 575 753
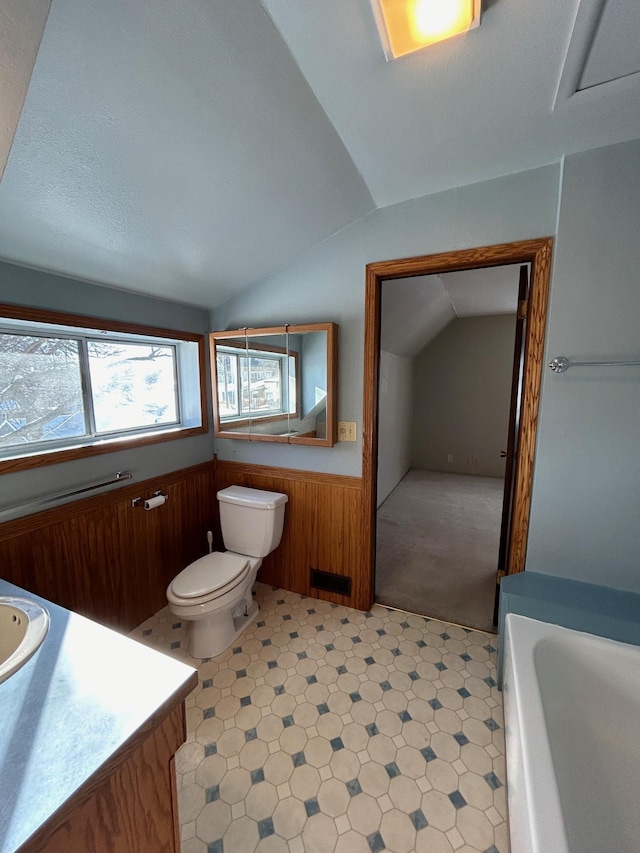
217 486 288 558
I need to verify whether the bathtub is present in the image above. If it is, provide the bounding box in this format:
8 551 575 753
503 613 640 853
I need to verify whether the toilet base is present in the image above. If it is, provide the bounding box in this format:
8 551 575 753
187 598 259 659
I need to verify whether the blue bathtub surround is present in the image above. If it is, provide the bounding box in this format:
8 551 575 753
0 578 197 852
497 572 640 686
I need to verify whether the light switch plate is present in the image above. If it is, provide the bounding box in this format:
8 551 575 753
338 421 357 441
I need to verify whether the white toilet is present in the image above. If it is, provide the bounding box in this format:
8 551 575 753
166 485 288 658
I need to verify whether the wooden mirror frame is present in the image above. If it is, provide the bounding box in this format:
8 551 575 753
210 323 338 446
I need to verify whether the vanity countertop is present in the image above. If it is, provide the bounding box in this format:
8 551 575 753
0 578 197 853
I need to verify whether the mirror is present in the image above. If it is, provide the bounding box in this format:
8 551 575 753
210 323 337 446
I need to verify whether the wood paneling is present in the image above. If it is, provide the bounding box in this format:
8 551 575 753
26 702 189 853
0 461 216 631
214 460 366 610
362 238 554 610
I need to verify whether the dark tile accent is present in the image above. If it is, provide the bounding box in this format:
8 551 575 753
440 632 450 640
435 661 447 672
330 737 345 752
306 675 317 684
240 696 251 707
289 631 299 639
262 639 272 647
384 761 400 778
417 639 427 648
352 636 362 644
317 703 330 715
376 628 386 636
292 751 306 767
283 614 292 621
325 643 335 652
484 644 496 653
142 629 152 636
398 710 411 723
346 778 363 797
172 622 182 629
274 685 285 695
484 717 500 731
367 831 386 853
316 625 325 632
233 646 242 654
205 743 217 757
336 665 347 675
267 660 278 669
277 599 285 605
364 656 375 665
297 651 308 660
257 621 266 628
449 790 467 809
207 840 223 853
453 732 470 747
365 611 373 618
251 768 265 785
460 653 471 662
428 698 443 711
245 728 257 742
366 722 379 737
283 715 294 728
350 692 362 703
408 671 419 681
258 817 275 839
203 678 213 689
391 648 401 657
308 609 317 615
380 681 391 691
236 669 247 679
457 687 471 698
484 772 503 790
484 846 500 853
170 641 181 649
203 707 216 720
410 808 428 831
484 676 497 688
399 621 410 629
205 784 220 803
340 617 349 624
304 797 320 817
420 746 437 763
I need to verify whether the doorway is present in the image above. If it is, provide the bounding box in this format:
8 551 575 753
361 239 553 621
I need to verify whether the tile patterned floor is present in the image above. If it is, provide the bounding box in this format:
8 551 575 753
131 583 509 853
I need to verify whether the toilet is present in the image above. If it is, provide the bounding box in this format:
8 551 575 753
166 485 288 658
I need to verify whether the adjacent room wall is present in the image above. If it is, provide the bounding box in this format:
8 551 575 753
211 162 561 476
526 139 640 592
0 260 213 517
377 350 412 506
411 315 516 477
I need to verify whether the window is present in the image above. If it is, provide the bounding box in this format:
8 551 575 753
0 305 207 470
216 344 297 423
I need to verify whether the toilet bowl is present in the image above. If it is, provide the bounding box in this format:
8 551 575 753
166 485 287 658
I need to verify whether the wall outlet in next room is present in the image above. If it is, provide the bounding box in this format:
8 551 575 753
338 421 357 441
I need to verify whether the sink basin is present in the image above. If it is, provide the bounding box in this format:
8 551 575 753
0 597 50 684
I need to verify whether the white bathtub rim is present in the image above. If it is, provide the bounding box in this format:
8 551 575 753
503 614 571 853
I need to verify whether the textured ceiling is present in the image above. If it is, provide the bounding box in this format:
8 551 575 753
0 0 638 308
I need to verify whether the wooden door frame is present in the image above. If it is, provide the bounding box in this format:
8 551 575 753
361 237 554 611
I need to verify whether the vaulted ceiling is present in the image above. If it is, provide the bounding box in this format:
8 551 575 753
0 0 638 309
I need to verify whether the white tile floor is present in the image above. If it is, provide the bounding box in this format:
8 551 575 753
131 583 509 853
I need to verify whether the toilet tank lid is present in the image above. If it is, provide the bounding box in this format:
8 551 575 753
217 485 288 510
171 552 249 598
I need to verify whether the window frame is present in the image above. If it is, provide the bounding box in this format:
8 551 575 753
215 339 299 427
0 303 208 474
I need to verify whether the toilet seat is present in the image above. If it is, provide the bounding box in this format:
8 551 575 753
167 552 249 606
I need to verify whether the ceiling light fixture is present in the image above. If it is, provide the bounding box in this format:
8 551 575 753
370 0 482 60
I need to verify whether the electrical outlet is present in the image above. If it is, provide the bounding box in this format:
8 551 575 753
447 454 453 463
338 421 357 441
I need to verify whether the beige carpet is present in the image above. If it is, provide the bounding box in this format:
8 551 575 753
375 469 503 633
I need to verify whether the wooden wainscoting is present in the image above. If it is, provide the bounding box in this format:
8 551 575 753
214 460 368 611
0 461 216 632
